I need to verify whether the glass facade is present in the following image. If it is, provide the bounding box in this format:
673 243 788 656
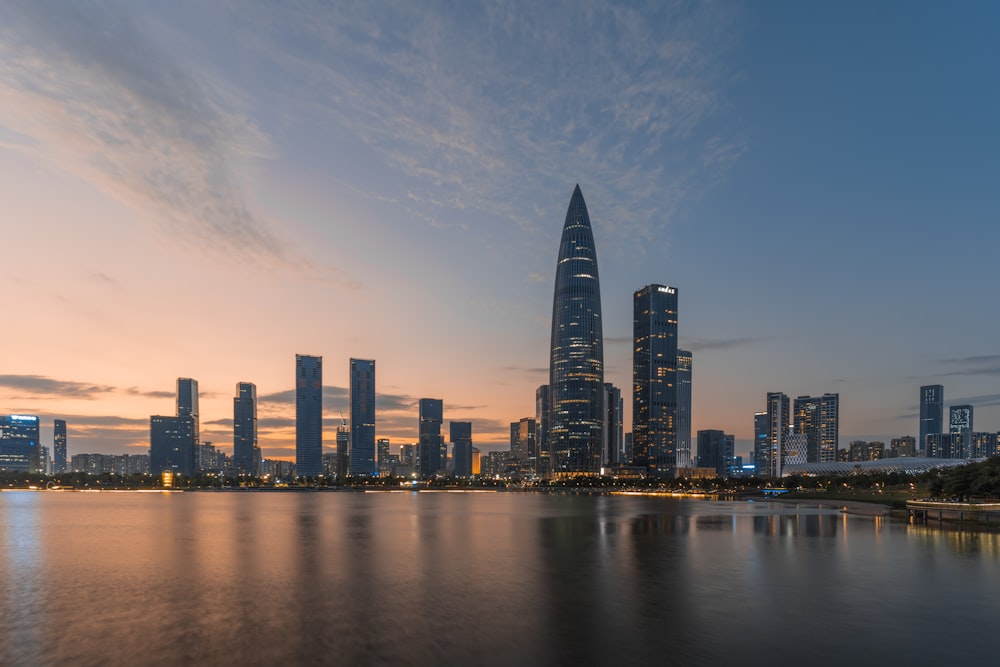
295 355 323 478
451 421 473 477
919 384 944 454
549 185 604 475
233 382 258 475
53 419 67 474
350 358 377 476
176 378 200 445
417 398 443 477
793 393 839 463
676 350 692 468
632 284 678 473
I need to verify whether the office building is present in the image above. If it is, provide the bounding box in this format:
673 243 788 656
233 382 258 475
920 385 944 454
973 432 998 458
632 284 678 473
295 355 323 478
549 185 605 475
752 412 769 476
417 398 443 477
176 378 200 445
349 358 376 476
336 426 350 477
451 421 473 478
0 414 41 472
949 405 973 459
150 414 196 475
793 393 839 462
676 350 692 469
377 438 391 475
536 384 550 472
604 383 623 466
696 429 735 478
53 419 67 474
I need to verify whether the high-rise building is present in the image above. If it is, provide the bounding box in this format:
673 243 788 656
535 384 551 476
604 384 623 466
549 185 605 476
295 355 323 478
949 405 973 459
760 393 790 477
793 393 839 462
919 385 944 454
150 414 195 475
336 427 350 477
150 380 198 476
176 378 200 445
53 419 67 474
0 414 41 472
753 412 769 476
417 398 443 477
676 350 693 469
519 418 538 467
233 382 258 475
632 284 678 474
451 421 473 478
349 358 376 476
377 438 391 475
696 429 735 477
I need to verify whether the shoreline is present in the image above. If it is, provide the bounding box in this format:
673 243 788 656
773 496 891 516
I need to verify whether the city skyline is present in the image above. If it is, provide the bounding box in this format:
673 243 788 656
2 2 999 461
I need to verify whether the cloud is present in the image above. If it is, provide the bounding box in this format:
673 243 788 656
233 0 743 249
0 375 116 399
0 1 284 263
125 387 176 399
682 337 764 352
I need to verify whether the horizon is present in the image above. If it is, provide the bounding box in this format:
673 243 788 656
2 1 998 461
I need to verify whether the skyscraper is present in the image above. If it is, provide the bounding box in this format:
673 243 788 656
676 350 693 468
350 358 376 476
793 393 839 462
632 284 678 473
535 384 550 476
233 382 258 475
604 383 623 466
758 392 790 477
949 405 973 459
0 414 41 472
295 355 323 478
451 422 473 477
377 438 391 475
920 385 944 454
549 185 605 476
176 378 200 445
150 380 197 476
753 412 769 475
696 429 735 478
417 398 443 477
53 419 67 474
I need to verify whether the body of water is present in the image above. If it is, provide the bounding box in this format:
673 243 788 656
1 490 997 665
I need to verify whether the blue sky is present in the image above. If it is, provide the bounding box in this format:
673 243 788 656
0 0 997 458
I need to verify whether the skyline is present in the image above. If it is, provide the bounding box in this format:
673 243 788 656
2 2 999 460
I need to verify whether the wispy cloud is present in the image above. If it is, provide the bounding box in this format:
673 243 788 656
0 375 115 399
921 354 1000 378
682 337 764 352
0 1 284 263
233 0 743 249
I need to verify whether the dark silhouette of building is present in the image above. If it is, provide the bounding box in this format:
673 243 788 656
176 378 200 445
150 380 199 476
350 358 377 476
295 355 323 478
535 384 550 475
418 398 443 477
53 419 67 474
451 421 473 477
233 382 258 475
696 429 735 477
549 185 605 476
604 383 623 466
632 284 678 474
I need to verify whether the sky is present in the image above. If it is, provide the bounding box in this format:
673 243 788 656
1 0 998 461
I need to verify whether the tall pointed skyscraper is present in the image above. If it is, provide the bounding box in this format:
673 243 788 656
549 185 604 475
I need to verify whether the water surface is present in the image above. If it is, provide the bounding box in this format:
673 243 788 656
1 491 996 665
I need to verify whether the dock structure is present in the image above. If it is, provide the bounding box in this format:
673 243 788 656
907 500 1000 526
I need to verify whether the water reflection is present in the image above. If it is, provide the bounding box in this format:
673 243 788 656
1 492 999 665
